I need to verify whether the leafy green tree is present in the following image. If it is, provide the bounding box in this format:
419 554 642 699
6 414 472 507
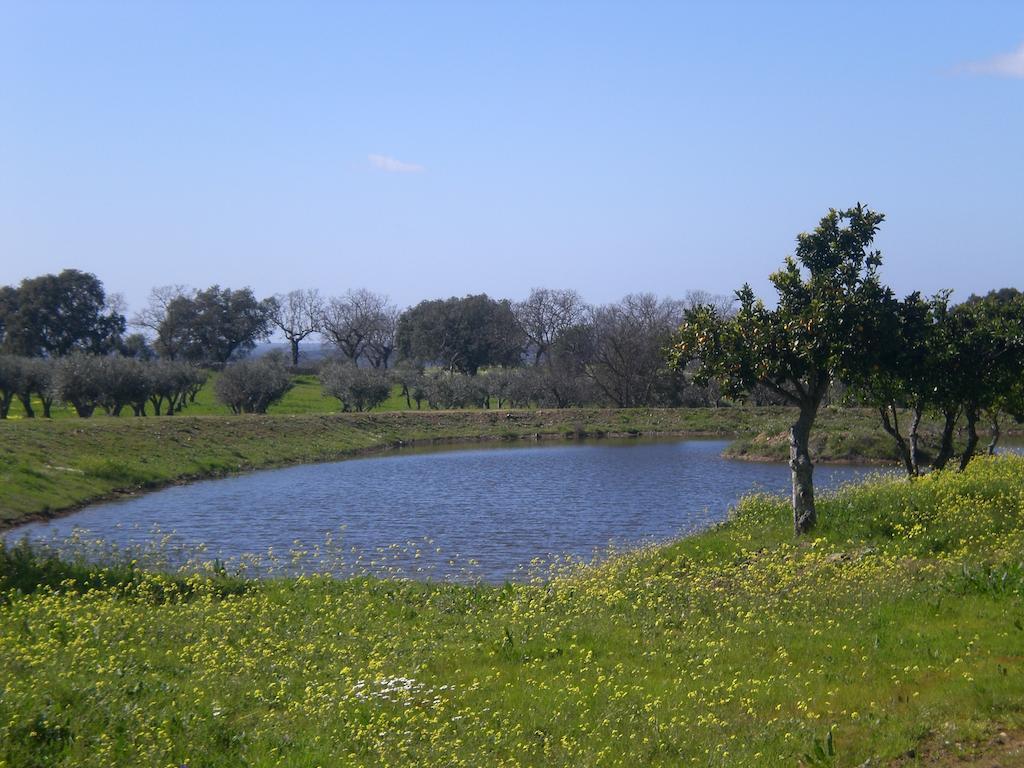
396 294 525 375
0 270 125 357
847 291 949 477
945 293 1024 468
671 205 891 534
157 286 273 365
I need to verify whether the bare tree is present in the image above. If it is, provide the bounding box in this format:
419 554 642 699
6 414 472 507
514 288 589 365
365 302 400 369
321 289 396 366
270 289 324 366
683 289 735 317
587 293 684 407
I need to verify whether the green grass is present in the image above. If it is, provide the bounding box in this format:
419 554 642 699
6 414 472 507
2 456 1022 766
4 373 462 420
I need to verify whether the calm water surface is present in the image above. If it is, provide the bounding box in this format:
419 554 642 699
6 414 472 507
8 439 889 582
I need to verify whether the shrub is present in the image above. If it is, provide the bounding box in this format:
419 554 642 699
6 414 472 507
50 353 105 417
215 356 293 414
320 360 390 412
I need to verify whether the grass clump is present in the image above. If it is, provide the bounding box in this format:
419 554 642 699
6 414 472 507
1 456 1022 766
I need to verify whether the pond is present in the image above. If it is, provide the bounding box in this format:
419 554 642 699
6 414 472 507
7 438 890 582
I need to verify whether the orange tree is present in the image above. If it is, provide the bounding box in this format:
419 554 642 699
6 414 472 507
670 205 892 534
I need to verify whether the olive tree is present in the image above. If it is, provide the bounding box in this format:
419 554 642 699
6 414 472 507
96 356 153 416
0 356 19 418
672 205 891 534
390 362 427 409
148 361 206 416
320 359 391 412
215 355 293 414
423 370 487 409
50 353 106 418
19 357 54 417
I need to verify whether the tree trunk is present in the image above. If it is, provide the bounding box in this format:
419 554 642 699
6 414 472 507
73 402 95 418
907 405 923 476
879 405 914 477
290 338 300 367
958 405 980 471
932 408 959 471
986 412 1001 455
790 402 818 535
17 393 35 418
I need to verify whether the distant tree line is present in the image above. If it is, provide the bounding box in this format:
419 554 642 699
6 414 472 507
1 250 1020 498
0 269 739 417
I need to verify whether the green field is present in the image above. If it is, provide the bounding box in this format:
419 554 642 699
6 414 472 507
2 456 1022 766
1 373 413 420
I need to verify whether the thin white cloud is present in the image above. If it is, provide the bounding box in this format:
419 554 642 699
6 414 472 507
368 154 425 173
961 41 1024 78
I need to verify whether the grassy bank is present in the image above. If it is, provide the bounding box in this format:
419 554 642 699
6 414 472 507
1 406 905 530
2 456 1022 766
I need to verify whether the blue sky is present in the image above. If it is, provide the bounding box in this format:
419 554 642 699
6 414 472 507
1 1 1022 317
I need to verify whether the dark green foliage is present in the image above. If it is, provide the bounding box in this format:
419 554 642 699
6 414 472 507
396 294 526 374
672 204 893 533
157 285 274 364
0 269 125 357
